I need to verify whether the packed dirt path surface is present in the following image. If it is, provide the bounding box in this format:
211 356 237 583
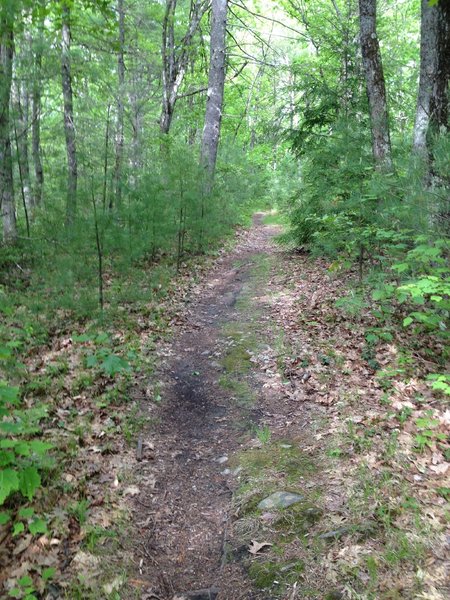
132 216 285 599
128 215 449 600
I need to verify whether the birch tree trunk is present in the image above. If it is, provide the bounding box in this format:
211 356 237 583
13 82 33 215
0 8 16 243
61 2 77 225
413 0 439 154
200 0 227 182
113 0 125 208
32 20 44 207
359 0 392 169
160 0 208 135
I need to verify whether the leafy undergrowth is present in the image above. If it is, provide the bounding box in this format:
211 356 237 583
230 250 448 600
0 235 244 599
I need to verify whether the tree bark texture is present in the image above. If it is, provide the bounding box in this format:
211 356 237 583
431 0 450 134
61 2 77 225
32 24 44 207
359 0 392 169
0 8 17 243
13 82 33 214
160 0 208 134
200 0 227 181
113 0 125 208
413 0 439 153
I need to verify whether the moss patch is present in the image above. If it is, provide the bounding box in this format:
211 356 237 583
248 559 304 591
238 442 317 484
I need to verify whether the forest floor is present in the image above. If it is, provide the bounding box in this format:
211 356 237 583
2 216 448 600
122 215 448 600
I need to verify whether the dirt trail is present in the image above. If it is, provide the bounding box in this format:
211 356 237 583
133 216 282 599
127 214 450 600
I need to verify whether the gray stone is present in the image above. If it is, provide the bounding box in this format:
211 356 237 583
318 526 353 540
257 491 304 510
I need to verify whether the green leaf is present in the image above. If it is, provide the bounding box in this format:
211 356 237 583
42 567 56 581
18 467 41 501
403 316 413 327
0 382 20 406
18 507 35 519
86 354 98 368
0 346 13 360
415 417 439 430
0 469 19 504
15 442 31 457
13 522 25 537
95 332 110 344
0 440 18 449
392 262 409 273
0 450 15 467
72 333 93 342
0 422 23 434
18 576 33 587
0 511 11 525
29 518 47 535
100 354 130 376
28 440 53 455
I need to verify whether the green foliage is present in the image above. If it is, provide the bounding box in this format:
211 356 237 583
427 374 450 396
0 378 52 507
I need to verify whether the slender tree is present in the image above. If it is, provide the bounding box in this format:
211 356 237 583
61 1 77 225
359 0 392 169
413 0 450 156
160 0 208 134
200 0 227 182
13 81 33 215
32 10 44 207
112 0 125 208
0 2 17 243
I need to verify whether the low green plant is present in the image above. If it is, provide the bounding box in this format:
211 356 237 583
68 498 90 526
413 414 446 453
254 424 271 444
0 381 53 508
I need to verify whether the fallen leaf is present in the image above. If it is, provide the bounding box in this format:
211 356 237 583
248 540 273 555
123 485 140 497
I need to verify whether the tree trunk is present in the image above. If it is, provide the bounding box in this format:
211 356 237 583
431 0 450 135
0 10 16 243
160 0 176 134
113 0 125 208
160 0 208 135
32 24 44 207
200 0 227 182
129 80 143 185
413 0 439 153
61 2 77 225
13 82 33 215
359 0 392 169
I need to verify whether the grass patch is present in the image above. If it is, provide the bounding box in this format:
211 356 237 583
248 559 304 591
262 211 288 227
238 442 317 485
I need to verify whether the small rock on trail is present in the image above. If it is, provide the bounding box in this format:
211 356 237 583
257 491 305 510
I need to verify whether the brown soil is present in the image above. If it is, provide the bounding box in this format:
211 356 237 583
126 215 449 600
131 216 293 599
